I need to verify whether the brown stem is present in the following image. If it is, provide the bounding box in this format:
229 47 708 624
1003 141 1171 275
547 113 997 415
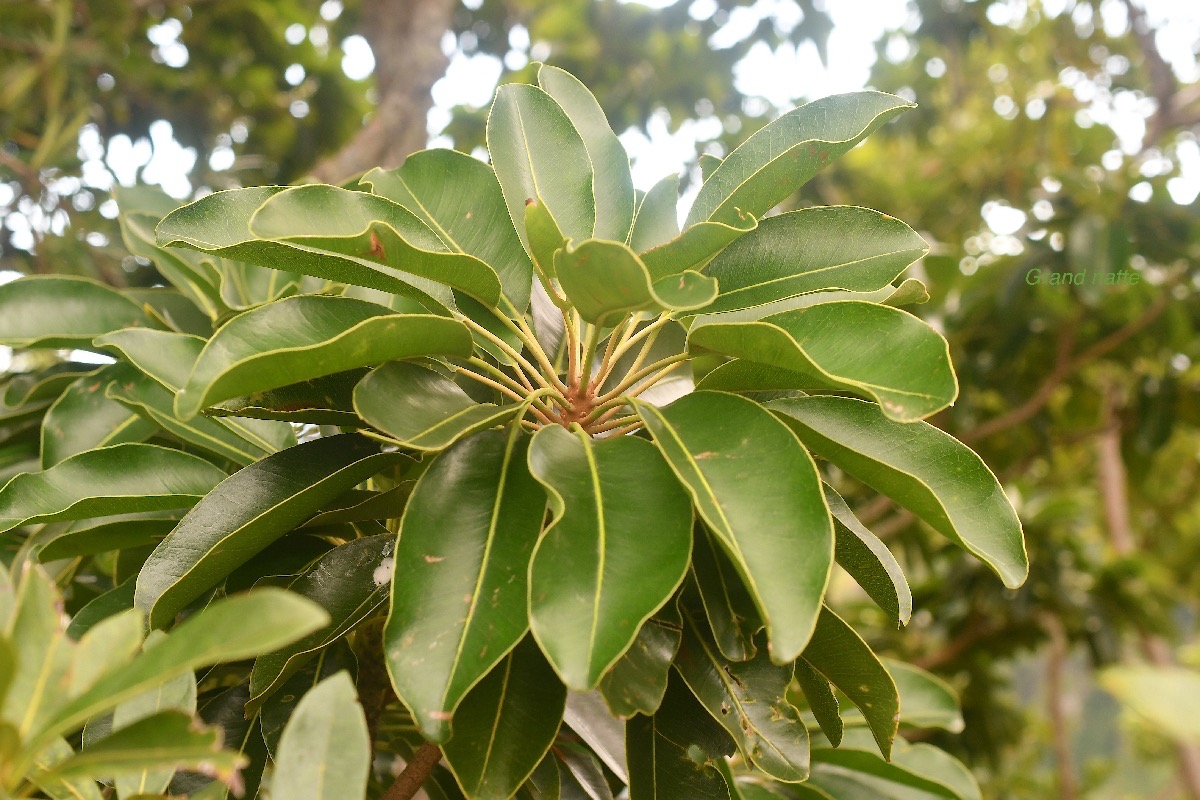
1039 612 1077 800
381 742 443 800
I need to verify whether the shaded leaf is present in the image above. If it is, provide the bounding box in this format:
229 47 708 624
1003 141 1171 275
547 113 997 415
271 672 371 800
825 486 911 627
39 368 159 468
809 729 980 800
598 600 682 718
628 173 680 253
0 276 149 349
688 526 761 663
793 659 842 747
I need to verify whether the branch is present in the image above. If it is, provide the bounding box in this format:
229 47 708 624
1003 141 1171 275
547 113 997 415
1121 0 1176 147
1039 612 1077 800
381 742 443 800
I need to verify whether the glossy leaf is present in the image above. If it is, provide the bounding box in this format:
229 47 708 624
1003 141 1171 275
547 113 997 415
249 534 394 712
825 486 911 627
260 641 358 758
0 276 149 348
488 84 596 252
0 444 226 534
174 295 472 419
640 214 757 281
629 173 680 252
354 361 523 451
209 369 368 426
249 184 503 304
93 328 204 390
363 148 535 310
563 690 629 782
809 729 981 800
40 369 159 468
883 659 964 733
769 396 1028 588
688 526 762 662
555 239 718 326
271 671 371 800
66 578 137 640
135 434 404 628
676 610 809 782
442 638 566 800
538 64 635 242
686 92 913 227
626 671 735 800
701 207 928 315
689 302 958 422
632 392 832 663
598 600 682 718
2 365 92 408
793 658 842 747
38 511 178 562
527 425 693 690
156 186 458 308
800 606 898 758
385 428 545 742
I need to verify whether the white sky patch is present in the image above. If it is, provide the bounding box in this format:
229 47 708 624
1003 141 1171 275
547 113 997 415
341 35 375 80
431 51 504 110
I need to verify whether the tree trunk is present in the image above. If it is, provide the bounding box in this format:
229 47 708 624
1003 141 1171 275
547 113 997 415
309 0 457 183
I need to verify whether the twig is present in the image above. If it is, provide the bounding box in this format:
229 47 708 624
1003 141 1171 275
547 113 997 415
381 742 443 800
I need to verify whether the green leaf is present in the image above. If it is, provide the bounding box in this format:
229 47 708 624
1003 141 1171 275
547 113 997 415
689 302 958 422
248 534 394 712
0 444 226 534
800 606 898 759
173 683 269 800
249 185 503 305
260 640 357 758
676 609 809 782
111 654 196 799
38 512 178 561
598 600 682 718
2 365 93 408
69 608 144 697
302 484 411 528
26 737 105 800
1100 665 1200 743
38 588 328 751
640 214 757 281
793 658 842 747
628 174 680 253
555 239 718 326
442 637 566 800
558 743 614 800
93 328 204 390
271 671 371 800
809 730 981 800
384 427 545 742
769 396 1028 588
34 711 240 788
173 295 472 420
39 369 159 468
824 486 911 628
686 92 913 227
3 567 74 740
135 434 405 629
354 361 524 451
207 369 369 427
527 425 693 690
882 659 964 733
563 690 629 782
216 257 311 312
632 392 832 663
363 148 535 310
0 276 149 348
488 83 596 253
626 671 734 800
156 187 457 308
525 197 568 280
687 526 762 662
700 207 928 315
66 578 136 640
538 65 635 243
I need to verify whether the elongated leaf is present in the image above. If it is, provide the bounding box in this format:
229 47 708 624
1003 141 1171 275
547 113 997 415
824 486 911 627
883 659 964 733
105 364 275 465
208 368 369 426
27 737 105 800
0 444 226 534
174 295 472 419
527 425 693 690
793 658 842 747
37 588 328 754
0 276 149 348
156 187 457 308
112 657 196 799
563 690 629 782
676 609 809 782
355 361 523 451
689 302 957 422
260 640 358 757
40 369 159 468
66 578 137 640
384 428 545 742
640 214 756 280
558 743 615 800
302 484 410 528
598 600 682 718
271 671 371 800
94 328 204 390
4 567 74 740
769 396 1028 588
629 173 680 253
171 682 269 800
555 239 718 326
2 364 92 408
538 65 635 242
809 729 980 800
38 512 178 562
249 534 394 712
135 434 405 628
443 637 566 800
688 526 762 662
488 83 596 253
632 392 832 663
686 92 913 227
626 671 734 800
363 148 535 310
36 711 239 787
801 606 898 758
249 185 503 305
701 207 928 315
